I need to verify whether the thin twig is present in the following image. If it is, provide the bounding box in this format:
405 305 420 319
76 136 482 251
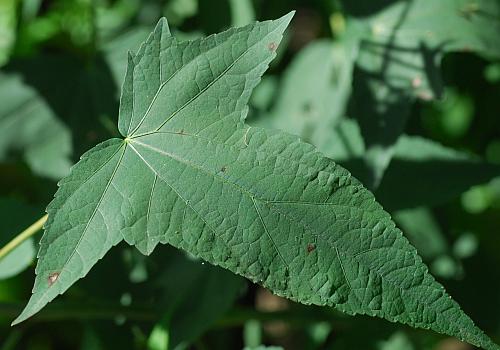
0 302 156 322
0 214 48 261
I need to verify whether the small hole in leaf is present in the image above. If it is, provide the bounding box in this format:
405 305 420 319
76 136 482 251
307 243 316 253
220 166 227 173
48 272 60 286
268 42 277 51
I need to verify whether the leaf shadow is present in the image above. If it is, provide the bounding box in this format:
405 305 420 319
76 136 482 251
340 157 500 211
4 52 120 158
347 0 453 188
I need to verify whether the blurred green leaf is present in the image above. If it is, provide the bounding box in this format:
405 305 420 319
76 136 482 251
5 53 117 155
394 208 448 262
103 26 151 85
453 233 479 259
230 0 255 27
348 0 500 189
254 38 356 149
461 185 493 214
0 239 35 281
80 326 105 350
0 72 72 180
377 136 500 210
377 331 414 350
243 319 262 348
486 140 500 164
3 14 149 170
355 0 500 100
0 329 22 350
152 251 244 349
348 66 412 189
422 88 474 139
0 198 40 280
484 63 500 83
325 119 500 210
250 76 278 112
164 0 198 26
394 207 460 279
148 323 169 350
0 0 17 66
16 0 96 55
95 0 141 40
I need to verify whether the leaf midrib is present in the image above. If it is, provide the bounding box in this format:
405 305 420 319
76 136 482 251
34 142 127 311
127 139 291 271
129 21 284 138
127 136 448 318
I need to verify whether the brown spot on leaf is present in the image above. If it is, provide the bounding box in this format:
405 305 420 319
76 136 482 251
268 42 277 52
307 243 316 253
48 272 59 286
220 166 227 173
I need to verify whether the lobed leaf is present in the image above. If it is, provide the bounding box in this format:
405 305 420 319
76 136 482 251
13 13 499 350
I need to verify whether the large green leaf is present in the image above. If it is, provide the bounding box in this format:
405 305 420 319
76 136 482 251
13 14 499 350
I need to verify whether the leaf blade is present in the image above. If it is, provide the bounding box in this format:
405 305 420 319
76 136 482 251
15 13 500 350
12 138 125 325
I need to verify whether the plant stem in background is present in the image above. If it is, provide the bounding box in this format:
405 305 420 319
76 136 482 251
0 214 47 260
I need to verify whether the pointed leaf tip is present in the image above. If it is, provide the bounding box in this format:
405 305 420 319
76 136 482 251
11 294 40 326
278 11 295 27
155 17 171 36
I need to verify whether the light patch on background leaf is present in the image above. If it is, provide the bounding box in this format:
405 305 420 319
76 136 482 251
0 73 72 180
0 0 17 66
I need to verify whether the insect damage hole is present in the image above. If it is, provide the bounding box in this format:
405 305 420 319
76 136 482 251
48 272 60 286
307 243 316 253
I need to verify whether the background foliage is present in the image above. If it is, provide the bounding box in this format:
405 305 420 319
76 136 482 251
1 0 500 349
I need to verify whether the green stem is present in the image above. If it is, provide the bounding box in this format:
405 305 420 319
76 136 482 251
0 302 156 322
0 214 47 261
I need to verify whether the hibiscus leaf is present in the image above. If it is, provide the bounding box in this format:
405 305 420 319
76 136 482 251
13 13 499 350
